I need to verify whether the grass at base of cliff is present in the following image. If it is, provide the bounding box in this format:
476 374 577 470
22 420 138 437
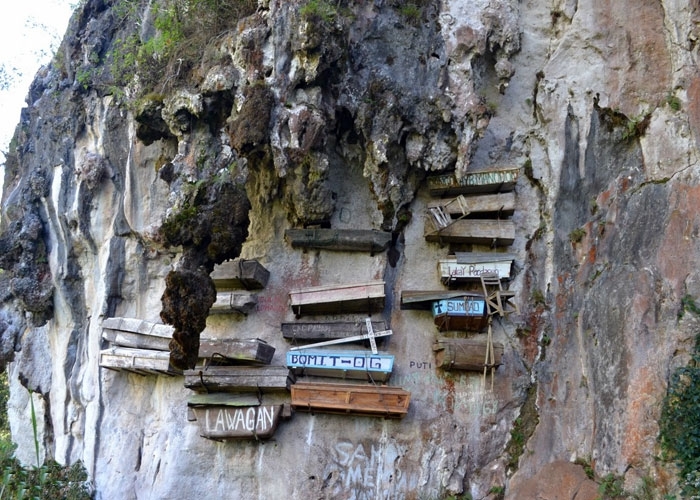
0 371 94 499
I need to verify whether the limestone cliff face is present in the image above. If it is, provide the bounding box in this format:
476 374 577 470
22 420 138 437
1 0 698 498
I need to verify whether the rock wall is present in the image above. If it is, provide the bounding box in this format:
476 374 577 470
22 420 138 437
1 0 699 498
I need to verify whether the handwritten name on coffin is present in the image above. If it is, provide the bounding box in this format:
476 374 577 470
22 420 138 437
431 298 485 317
286 351 394 372
202 406 277 436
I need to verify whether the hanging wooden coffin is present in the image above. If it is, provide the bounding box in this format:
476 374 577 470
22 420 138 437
285 228 392 254
184 365 294 393
427 192 516 218
99 347 182 376
291 382 410 418
209 292 258 315
400 290 484 311
425 219 515 246
198 338 275 365
281 320 387 341
286 350 394 382
437 252 515 284
187 394 291 440
101 317 173 351
432 297 488 332
289 281 385 317
211 259 270 290
433 337 504 371
428 168 519 196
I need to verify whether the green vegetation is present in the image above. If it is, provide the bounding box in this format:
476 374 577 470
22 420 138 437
489 485 505 499
597 473 625 499
505 384 539 472
531 288 545 306
0 371 93 499
659 295 700 498
665 92 682 112
107 0 257 98
569 227 586 244
398 3 421 23
300 0 338 24
574 456 594 479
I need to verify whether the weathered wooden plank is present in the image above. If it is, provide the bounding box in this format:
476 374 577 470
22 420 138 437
424 219 515 246
428 168 519 196
286 350 394 382
291 382 410 418
101 317 173 351
99 347 182 376
289 281 385 317
281 320 387 341
187 393 262 408
209 292 258 315
198 338 275 365
188 404 290 440
432 298 489 332
427 192 516 217
101 329 172 351
438 253 514 283
433 337 504 371
184 366 294 393
285 229 392 253
211 259 270 290
400 290 484 310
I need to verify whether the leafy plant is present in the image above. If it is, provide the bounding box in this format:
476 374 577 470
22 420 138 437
0 373 93 499
300 0 337 24
398 3 421 24
109 0 257 98
659 296 700 498
574 456 594 479
569 227 586 244
489 485 505 499
505 385 539 472
597 473 625 499
665 92 681 112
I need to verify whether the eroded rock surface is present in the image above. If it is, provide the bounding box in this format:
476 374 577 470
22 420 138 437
0 0 698 498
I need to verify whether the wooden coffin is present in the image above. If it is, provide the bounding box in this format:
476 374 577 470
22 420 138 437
211 259 270 290
427 192 516 217
432 297 488 332
281 320 387 341
99 347 182 376
428 168 519 196
184 365 294 393
187 394 291 440
285 229 392 253
198 338 275 365
289 281 385 317
401 290 484 311
291 382 410 418
101 317 173 351
438 252 515 284
433 337 504 371
209 292 257 315
425 219 515 246
286 350 394 382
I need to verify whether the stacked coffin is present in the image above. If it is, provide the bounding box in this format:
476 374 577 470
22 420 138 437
99 317 180 376
184 338 294 441
424 168 518 246
283 284 410 418
209 258 269 315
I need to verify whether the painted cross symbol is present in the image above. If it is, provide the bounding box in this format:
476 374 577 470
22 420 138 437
288 318 393 352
